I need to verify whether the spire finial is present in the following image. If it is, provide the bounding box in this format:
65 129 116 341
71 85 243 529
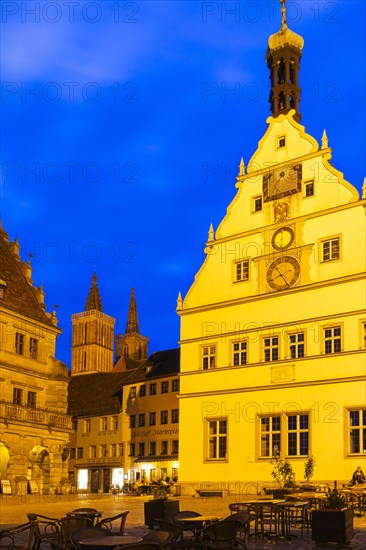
280 0 287 29
85 271 103 312
239 157 245 176
126 287 139 333
321 129 329 149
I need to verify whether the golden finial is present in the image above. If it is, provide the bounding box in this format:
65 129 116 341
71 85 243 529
280 0 287 29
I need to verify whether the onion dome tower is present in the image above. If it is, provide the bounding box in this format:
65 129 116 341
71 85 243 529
266 0 304 122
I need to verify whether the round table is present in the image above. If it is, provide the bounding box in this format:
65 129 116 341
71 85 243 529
79 535 142 547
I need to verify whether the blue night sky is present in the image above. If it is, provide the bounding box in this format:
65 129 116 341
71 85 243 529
1 0 365 368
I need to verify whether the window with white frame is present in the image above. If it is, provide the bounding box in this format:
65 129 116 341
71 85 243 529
29 338 38 359
13 388 22 405
253 196 262 212
130 386 136 398
110 444 117 457
171 409 179 423
161 410 168 424
349 409 366 454
289 332 305 358
172 379 179 392
233 341 247 366
100 445 107 458
100 417 107 431
139 385 146 397
15 333 24 355
264 336 279 362
90 445 96 458
260 416 281 457
287 414 309 456
118 443 124 456
202 346 216 369
149 441 156 455
138 413 145 427
161 441 168 455
361 321 366 349
322 237 340 262
84 419 91 433
172 440 179 454
149 412 156 426
235 260 249 282
324 326 341 354
304 180 314 197
207 419 227 460
111 415 118 430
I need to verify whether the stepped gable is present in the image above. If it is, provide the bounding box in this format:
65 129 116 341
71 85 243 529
0 225 55 326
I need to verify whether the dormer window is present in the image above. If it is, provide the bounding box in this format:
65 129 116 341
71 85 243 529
277 135 286 149
0 279 7 299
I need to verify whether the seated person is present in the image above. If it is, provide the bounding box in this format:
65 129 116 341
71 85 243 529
350 466 366 485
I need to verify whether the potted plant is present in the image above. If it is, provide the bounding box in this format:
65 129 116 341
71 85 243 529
144 486 179 529
270 453 295 499
312 489 353 545
301 455 317 491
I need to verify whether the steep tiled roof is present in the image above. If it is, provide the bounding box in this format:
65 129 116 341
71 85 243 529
0 225 56 327
68 368 146 416
68 349 180 416
145 348 180 378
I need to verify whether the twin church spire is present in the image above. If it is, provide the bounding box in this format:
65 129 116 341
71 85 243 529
72 275 148 375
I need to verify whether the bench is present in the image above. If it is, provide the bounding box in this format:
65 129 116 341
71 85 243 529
197 490 223 497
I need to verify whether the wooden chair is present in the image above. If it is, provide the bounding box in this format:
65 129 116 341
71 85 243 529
200 520 241 550
153 520 196 550
68 510 101 526
70 527 112 550
0 522 37 550
116 544 161 550
142 530 171 549
171 512 202 537
27 514 60 550
223 513 251 549
58 517 93 546
251 504 281 543
95 511 129 535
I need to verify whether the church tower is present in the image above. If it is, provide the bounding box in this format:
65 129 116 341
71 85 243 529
114 288 149 371
71 273 115 376
266 0 304 122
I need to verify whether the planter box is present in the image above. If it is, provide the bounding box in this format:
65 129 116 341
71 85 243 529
144 499 180 529
272 488 293 499
312 508 353 545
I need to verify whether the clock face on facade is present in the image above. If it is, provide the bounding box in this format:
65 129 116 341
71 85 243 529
263 163 302 202
271 227 295 251
267 256 300 290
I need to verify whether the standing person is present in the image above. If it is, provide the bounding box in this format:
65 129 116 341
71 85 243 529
350 466 366 485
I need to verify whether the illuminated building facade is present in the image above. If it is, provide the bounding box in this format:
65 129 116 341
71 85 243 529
0 224 71 495
177 2 366 494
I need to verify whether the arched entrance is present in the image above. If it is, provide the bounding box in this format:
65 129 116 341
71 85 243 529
29 446 50 494
0 442 10 478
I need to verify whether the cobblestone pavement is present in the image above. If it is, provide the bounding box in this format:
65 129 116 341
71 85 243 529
1 494 365 549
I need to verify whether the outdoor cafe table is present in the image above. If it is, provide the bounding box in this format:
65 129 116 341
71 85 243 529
178 515 222 541
79 536 142 547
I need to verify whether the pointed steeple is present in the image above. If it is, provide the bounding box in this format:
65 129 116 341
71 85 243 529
85 272 103 312
266 0 304 122
126 287 139 333
321 129 329 149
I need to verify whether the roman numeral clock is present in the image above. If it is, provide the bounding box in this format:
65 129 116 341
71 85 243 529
260 163 306 293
